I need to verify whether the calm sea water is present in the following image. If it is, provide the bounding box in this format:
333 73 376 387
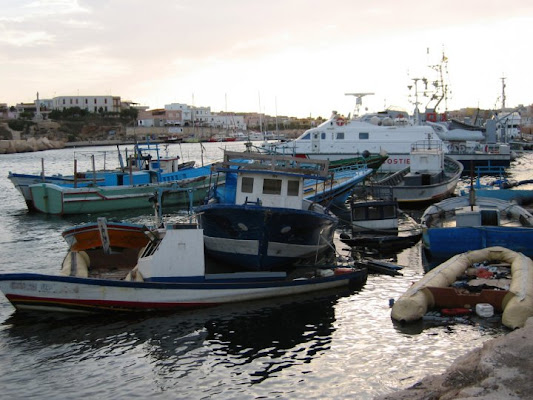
0 142 527 399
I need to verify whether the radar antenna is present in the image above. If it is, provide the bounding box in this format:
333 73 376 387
345 93 374 117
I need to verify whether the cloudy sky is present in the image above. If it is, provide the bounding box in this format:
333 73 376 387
1 0 532 117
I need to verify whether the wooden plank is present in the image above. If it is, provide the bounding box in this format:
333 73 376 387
215 151 331 178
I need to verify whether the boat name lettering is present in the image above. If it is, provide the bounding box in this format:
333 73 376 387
38 283 80 294
39 283 54 293
386 158 410 165
11 282 37 291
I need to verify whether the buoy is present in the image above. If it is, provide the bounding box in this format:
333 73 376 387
475 303 494 318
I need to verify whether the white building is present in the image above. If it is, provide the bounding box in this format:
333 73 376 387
207 114 247 130
165 103 212 126
165 103 247 129
137 109 183 127
52 95 121 113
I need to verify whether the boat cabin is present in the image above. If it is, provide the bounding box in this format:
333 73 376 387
213 151 331 210
125 141 182 174
235 171 306 209
455 205 500 227
350 199 399 232
127 153 181 174
404 140 445 186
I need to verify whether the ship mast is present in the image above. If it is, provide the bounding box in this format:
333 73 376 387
407 49 450 123
500 76 506 110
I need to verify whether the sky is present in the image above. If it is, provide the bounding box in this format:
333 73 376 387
1 0 532 118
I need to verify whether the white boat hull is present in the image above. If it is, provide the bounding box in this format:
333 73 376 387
0 271 366 313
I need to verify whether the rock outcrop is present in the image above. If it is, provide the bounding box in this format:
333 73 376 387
0 137 65 154
377 317 533 399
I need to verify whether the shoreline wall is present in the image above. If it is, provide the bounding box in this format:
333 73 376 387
0 138 65 154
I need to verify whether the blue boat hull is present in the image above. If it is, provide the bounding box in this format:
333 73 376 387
423 226 533 261
464 189 533 205
196 204 338 271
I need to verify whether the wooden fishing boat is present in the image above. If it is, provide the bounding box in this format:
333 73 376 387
459 165 533 205
0 224 367 314
29 173 213 215
339 198 421 253
62 218 150 252
421 196 533 262
196 151 343 271
9 141 211 214
367 140 463 205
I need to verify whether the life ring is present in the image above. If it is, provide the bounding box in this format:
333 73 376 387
336 118 345 126
426 112 437 122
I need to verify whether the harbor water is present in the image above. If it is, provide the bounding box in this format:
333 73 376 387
0 142 527 399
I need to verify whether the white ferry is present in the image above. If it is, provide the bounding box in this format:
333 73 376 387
262 111 438 172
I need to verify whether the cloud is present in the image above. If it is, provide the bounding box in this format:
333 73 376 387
0 30 55 46
2 0 533 114
24 0 90 17
1 0 89 23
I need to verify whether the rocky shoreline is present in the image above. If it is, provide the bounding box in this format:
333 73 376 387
377 317 533 399
0 137 65 154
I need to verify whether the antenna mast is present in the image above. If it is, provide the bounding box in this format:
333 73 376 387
500 76 506 110
345 92 374 117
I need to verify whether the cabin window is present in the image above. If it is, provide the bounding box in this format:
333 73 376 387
263 179 282 195
287 180 299 196
313 132 319 140
359 132 369 139
352 207 366 221
368 206 381 220
301 133 311 140
241 177 254 193
336 132 344 139
321 132 326 140
383 205 397 218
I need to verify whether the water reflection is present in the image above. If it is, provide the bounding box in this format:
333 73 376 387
1 287 358 396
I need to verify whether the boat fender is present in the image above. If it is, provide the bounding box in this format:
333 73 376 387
334 267 354 275
60 251 89 278
125 265 144 282
475 303 494 318
316 269 335 277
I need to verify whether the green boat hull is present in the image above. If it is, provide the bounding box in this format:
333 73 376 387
29 178 212 215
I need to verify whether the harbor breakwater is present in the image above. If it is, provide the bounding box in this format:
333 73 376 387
0 137 65 154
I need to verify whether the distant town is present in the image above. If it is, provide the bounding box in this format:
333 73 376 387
1 93 533 148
